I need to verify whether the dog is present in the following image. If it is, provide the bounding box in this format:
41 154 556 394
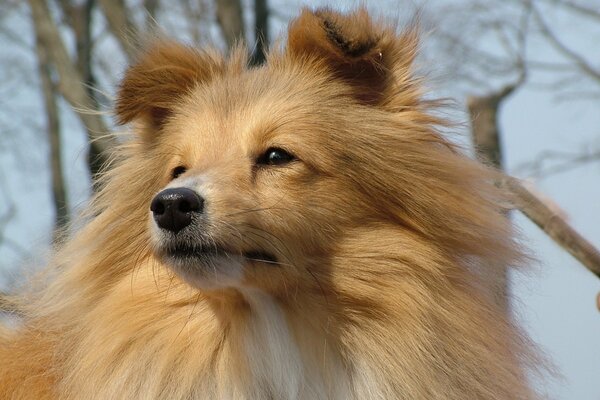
0 8 544 399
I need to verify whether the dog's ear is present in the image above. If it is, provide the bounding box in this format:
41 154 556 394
286 8 419 107
115 42 223 129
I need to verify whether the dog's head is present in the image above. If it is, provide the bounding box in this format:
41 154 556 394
114 8 512 296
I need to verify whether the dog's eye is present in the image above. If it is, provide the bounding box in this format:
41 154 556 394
171 166 187 180
257 147 296 166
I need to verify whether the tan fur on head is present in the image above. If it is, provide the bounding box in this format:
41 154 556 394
1 8 547 400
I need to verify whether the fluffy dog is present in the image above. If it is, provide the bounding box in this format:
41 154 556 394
0 8 544 399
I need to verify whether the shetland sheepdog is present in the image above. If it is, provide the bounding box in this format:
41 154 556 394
0 8 543 399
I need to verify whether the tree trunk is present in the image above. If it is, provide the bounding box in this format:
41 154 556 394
59 0 112 183
215 0 245 50
467 84 520 169
28 0 117 181
467 83 520 311
98 0 140 61
250 0 269 65
33 20 69 237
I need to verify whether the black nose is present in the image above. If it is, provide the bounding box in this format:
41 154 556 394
150 188 204 233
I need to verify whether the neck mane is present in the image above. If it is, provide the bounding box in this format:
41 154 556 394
22 223 540 400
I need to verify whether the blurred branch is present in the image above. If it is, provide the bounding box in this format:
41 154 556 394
180 0 211 45
543 0 600 20
0 204 15 243
532 3 600 82
0 23 32 49
33 14 69 235
57 0 114 180
516 147 600 178
28 0 117 179
215 0 245 50
250 0 269 65
505 176 600 278
98 0 139 61
467 77 525 310
468 79 524 169
465 6 531 307
57 0 96 88
0 203 29 260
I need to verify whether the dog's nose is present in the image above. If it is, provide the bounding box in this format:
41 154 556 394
150 188 203 233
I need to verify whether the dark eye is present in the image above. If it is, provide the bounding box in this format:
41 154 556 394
171 166 187 179
257 147 296 166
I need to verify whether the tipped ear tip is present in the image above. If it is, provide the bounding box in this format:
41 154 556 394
285 8 420 107
287 7 394 62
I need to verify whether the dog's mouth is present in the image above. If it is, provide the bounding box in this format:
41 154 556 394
160 244 278 265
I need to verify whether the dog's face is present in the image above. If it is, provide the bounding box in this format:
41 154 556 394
114 8 420 295
114 9 484 296
146 67 372 291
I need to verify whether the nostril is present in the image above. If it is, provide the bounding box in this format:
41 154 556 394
150 197 165 215
178 199 192 213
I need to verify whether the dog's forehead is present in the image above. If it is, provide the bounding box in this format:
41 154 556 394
204 66 325 111
173 66 333 143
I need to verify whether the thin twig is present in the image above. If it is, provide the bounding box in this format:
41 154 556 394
515 148 600 178
504 176 600 278
532 3 600 82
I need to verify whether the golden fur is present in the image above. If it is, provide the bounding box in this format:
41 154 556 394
1 8 544 399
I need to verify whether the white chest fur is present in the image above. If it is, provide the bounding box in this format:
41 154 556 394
236 289 304 399
218 289 356 400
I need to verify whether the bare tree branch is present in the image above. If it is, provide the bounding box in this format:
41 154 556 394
467 79 526 310
215 0 245 50
505 176 600 278
516 147 600 178
465 6 531 306
97 0 139 61
0 23 32 49
250 0 269 65
532 3 600 82
28 0 117 179
543 0 600 21
57 0 116 180
0 203 29 260
33 14 69 236
179 0 212 45
468 79 524 169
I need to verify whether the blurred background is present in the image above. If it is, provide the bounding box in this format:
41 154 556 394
0 0 599 398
